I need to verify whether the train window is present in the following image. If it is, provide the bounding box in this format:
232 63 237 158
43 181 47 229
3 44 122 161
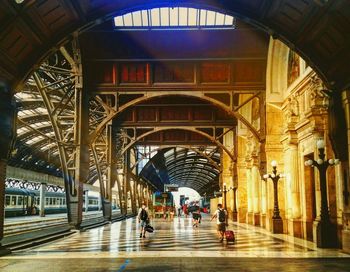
11 196 16 206
18 196 23 205
24 197 27 205
57 198 60 205
49 198 53 205
53 198 56 205
5 195 10 206
36 198 40 205
46 198 49 205
63 199 66 205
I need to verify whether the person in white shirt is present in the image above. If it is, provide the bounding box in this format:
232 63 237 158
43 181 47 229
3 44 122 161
137 203 149 238
210 203 228 242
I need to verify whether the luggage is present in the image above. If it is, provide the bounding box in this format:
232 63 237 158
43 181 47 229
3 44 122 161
145 225 154 233
225 230 235 242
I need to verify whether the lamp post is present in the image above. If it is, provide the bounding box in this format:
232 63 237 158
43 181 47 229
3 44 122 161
263 160 284 234
304 138 339 248
232 186 238 222
220 183 234 211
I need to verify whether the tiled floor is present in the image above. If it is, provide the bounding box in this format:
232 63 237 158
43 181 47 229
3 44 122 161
1 215 350 271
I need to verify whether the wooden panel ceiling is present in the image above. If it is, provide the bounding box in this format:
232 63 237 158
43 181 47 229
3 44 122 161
0 0 350 90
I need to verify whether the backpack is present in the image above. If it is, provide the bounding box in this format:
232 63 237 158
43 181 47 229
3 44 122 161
140 208 148 221
218 209 226 223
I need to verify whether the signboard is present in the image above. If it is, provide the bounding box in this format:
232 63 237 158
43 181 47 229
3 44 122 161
214 191 222 197
164 184 179 192
161 193 168 198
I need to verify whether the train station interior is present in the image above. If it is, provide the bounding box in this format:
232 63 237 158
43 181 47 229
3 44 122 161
1 0 350 271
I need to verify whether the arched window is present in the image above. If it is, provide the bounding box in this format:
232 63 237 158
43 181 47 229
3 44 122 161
114 7 235 29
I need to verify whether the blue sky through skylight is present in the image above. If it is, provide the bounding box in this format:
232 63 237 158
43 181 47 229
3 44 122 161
114 7 235 29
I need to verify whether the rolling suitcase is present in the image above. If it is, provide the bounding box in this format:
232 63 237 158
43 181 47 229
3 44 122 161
225 230 235 242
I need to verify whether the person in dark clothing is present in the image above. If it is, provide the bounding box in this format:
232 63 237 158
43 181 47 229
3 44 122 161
138 203 149 238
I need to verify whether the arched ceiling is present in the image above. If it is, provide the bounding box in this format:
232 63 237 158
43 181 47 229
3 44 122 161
139 146 220 195
0 0 349 90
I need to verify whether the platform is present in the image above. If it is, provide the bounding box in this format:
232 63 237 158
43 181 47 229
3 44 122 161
0 214 350 271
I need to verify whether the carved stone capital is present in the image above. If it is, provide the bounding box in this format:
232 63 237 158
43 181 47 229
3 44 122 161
283 94 299 126
308 74 329 110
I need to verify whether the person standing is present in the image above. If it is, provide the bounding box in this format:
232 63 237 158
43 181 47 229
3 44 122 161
138 203 149 238
177 206 182 217
210 203 228 242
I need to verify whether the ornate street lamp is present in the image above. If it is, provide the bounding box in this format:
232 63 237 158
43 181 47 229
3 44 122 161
304 138 339 248
232 185 238 222
220 182 234 210
263 160 284 234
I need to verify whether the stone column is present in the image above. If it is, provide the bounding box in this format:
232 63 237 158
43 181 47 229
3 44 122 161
342 90 350 252
252 165 261 226
40 183 46 217
261 179 267 228
246 166 254 224
0 82 16 255
289 145 302 237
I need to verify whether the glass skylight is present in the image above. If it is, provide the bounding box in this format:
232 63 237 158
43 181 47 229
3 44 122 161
114 7 235 29
25 135 45 145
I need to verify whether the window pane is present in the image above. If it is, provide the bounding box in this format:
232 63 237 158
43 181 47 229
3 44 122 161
114 16 124 27
151 8 160 26
224 15 234 26
160 7 169 26
169 7 178 26
216 13 225 25
188 8 197 26
206 10 216 25
178 7 187 26
141 10 149 26
114 7 235 29
5 195 10 206
11 196 16 205
123 13 133 26
18 196 23 205
132 11 142 26
200 10 206 26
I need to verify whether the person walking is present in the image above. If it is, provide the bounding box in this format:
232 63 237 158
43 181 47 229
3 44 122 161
138 203 149 238
192 206 201 228
210 203 228 242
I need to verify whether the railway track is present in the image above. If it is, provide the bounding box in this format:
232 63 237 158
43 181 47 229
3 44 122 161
1 211 135 253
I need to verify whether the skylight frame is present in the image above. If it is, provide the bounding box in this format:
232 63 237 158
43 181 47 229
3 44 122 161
114 7 236 30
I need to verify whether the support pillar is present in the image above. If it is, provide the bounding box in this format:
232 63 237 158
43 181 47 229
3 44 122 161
246 167 254 224
123 151 129 215
103 124 114 221
40 183 46 217
0 82 16 255
61 42 87 229
232 187 238 222
342 90 350 252
290 145 302 237
252 165 261 226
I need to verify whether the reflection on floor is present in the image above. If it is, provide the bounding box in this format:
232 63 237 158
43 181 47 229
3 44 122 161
4 214 350 257
1 215 350 271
